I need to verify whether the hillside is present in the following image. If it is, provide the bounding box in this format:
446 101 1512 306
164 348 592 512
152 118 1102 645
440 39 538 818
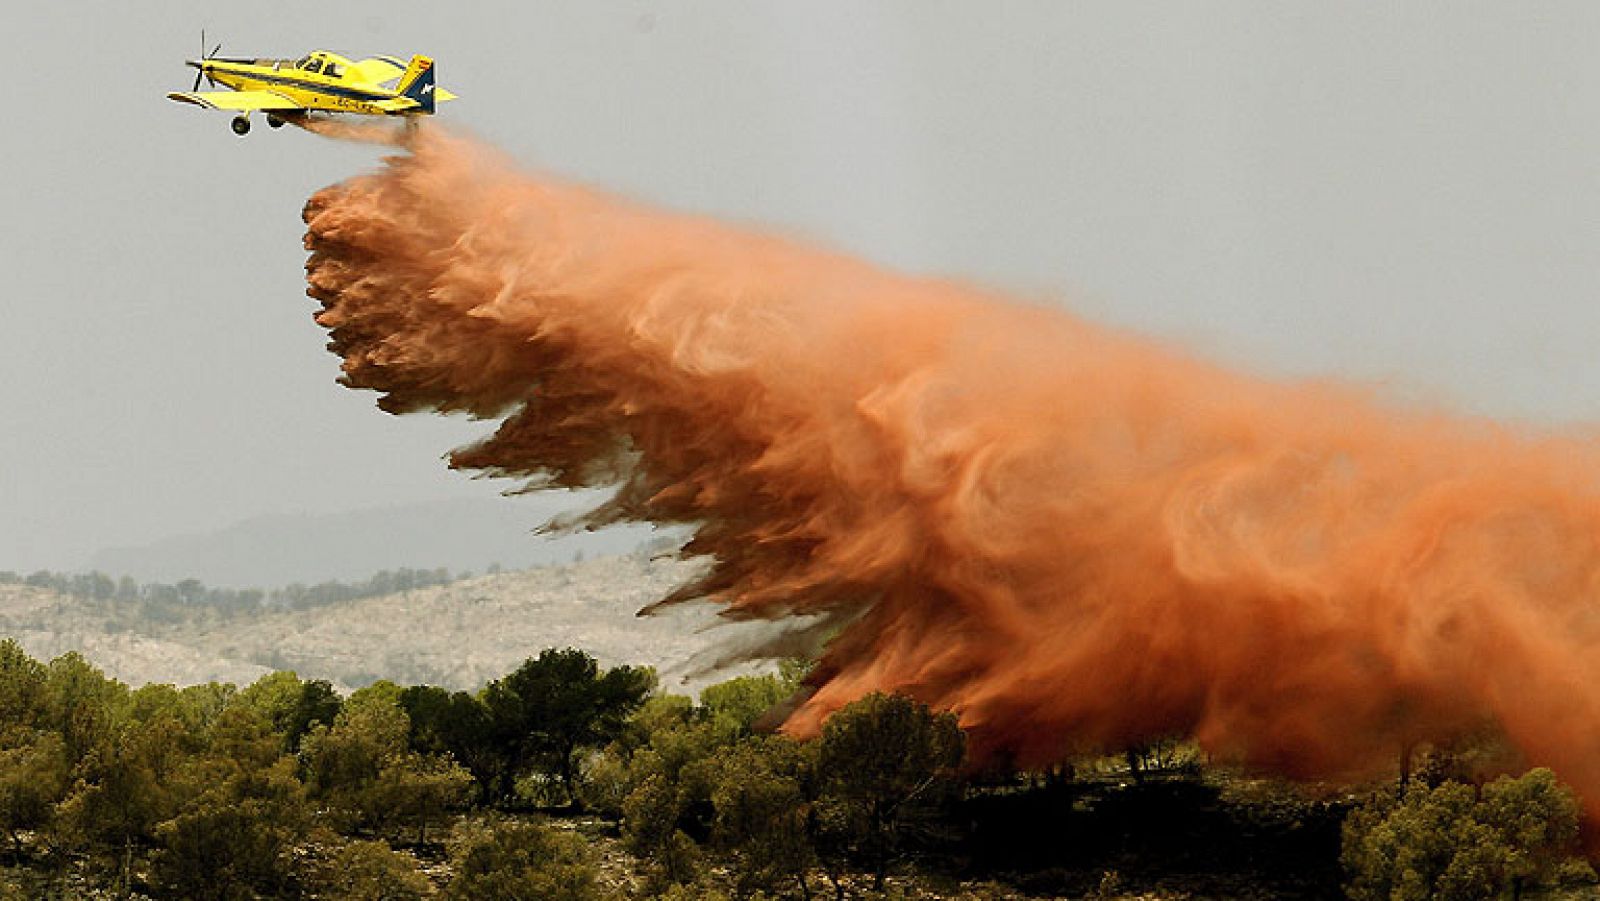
0 552 775 696
83 495 660 588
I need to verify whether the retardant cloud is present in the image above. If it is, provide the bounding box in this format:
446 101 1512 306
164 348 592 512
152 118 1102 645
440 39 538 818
304 127 1600 823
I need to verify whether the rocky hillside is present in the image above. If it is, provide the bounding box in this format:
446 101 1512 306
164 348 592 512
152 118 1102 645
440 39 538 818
0 552 778 696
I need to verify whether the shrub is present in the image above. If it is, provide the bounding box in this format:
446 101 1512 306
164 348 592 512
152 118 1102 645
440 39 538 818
578 747 630 818
622 773 701 888
151 798 301 900
309 838 432 901
446 817 600 901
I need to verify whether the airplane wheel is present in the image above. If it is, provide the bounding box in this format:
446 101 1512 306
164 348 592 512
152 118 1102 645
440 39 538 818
231 115 251 136
267 114 284 129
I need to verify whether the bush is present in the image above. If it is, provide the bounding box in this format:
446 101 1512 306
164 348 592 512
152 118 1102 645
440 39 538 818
0 729 67 854
151 798 302 900
653 879 732 901
308 837 432 901
577 746 630 817
446 817 600 901
622 773 701 888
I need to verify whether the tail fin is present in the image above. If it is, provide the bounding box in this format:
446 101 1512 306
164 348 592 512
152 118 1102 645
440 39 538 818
395 55 436 114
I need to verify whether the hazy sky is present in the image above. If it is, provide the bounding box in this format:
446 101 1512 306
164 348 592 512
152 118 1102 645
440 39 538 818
3 3 1598 572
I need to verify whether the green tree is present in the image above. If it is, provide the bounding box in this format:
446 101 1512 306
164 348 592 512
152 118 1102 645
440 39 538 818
198 704 283 778
1477 768 1582 898
699 674 791 736
0 640 47 729
237 671 342 752
622 772 701 888
1343 768 1581 901
576 692 698 818
609 696 744 858
577 746 631 819
369 750 474 843
628 694 695 749
127 683 210 759
299 688 410 829
41 652 125 767
0 728 67 857
149 756 310 901
446 817 601 901
176 682 237 736
139 690 311 899
710 736 816 899
400 684 501 801
398 684 458 757
54 688 200 893
585 693 697 806
289 679 344 737
299 686 473 841
481 648 653 807
349 679 403 711
814 692 965 889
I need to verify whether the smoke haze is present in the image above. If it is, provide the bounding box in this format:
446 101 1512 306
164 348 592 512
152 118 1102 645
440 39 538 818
304 127 1600 817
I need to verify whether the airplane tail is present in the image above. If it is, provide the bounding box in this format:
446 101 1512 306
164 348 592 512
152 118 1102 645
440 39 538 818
395 55 436 114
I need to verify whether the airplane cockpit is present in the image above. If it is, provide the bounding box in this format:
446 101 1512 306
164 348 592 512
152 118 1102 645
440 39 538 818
292 53 347 78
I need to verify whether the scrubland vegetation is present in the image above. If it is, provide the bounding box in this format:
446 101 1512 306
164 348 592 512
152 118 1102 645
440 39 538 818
0 568 471 619
0 633 1590 899
0 555 743 696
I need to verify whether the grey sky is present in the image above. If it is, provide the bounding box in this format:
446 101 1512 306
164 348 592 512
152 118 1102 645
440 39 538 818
3 3 1598 573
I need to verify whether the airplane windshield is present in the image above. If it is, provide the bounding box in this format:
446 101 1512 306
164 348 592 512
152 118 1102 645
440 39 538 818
325 62 344 78
296 55 318 71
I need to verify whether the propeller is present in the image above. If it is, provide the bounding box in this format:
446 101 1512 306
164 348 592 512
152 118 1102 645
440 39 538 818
189 29 222 91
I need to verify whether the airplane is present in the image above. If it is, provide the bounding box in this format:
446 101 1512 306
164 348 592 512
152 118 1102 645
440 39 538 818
167 36 457 135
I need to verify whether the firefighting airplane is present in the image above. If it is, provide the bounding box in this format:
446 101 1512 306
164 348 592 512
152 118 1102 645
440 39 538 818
166 37 456 135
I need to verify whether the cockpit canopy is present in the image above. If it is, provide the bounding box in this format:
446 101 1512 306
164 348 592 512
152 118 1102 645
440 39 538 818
292 52 348 78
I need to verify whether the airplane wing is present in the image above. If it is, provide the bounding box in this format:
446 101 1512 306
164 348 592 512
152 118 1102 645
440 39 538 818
166 90 303 112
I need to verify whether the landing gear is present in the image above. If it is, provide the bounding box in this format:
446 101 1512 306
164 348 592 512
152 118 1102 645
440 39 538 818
231 114 251 136
266 114 284 129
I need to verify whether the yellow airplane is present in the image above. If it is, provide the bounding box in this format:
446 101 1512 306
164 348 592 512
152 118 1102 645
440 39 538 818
167 36 456 135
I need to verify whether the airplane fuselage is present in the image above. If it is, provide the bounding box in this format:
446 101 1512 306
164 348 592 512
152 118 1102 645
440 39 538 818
201 60 397 115
169 49 452 133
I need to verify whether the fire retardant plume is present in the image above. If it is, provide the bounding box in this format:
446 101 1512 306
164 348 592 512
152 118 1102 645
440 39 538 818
304 126 1600 818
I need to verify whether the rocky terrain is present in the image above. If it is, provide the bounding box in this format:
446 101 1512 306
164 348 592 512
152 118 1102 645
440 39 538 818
0 552 778 696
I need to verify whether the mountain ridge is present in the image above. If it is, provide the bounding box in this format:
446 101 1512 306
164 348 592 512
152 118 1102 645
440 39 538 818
83 495 662 589
0 552 777 697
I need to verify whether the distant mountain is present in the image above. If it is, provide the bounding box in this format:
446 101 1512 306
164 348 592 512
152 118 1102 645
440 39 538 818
85 496 666 589
0 552 781 697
